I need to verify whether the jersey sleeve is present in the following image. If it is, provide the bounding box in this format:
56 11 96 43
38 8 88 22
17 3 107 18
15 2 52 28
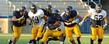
88 8 95 14
103 10 107 17
28 11 32 18
38 9 44 18
61 12 65 17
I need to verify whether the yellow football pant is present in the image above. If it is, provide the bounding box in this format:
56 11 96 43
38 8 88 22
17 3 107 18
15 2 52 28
31 25 43 40
13 26 22 40
91 26 104 40
65 25 81 41
41 29 65 43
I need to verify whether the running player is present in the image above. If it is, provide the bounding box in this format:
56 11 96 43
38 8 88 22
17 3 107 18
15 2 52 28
40 9 65 44
61 6 82 44
28 5 45 44
79 4 107 44
8 6 28 44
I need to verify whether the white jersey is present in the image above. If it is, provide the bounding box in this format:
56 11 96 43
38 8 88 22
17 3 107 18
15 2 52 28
88 9 107 20
28 9 45 26
61 12 65 17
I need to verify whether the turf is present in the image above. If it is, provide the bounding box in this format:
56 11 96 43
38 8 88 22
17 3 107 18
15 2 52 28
0 34 109 44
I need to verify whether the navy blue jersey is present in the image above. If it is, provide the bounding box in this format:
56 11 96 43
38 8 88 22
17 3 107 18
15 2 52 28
47 13 63 29
12 10 29 27
62 9 77 20
62 9 78 27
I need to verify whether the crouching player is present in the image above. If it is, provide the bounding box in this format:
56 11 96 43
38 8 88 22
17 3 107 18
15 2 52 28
8 6 28 44
28 5 45 44
61 6 82 44
40 9 65 44
79 4 107 44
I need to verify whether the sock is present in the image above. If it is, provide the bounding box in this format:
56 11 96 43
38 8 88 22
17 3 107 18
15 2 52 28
45 41 48 44
90 39 94 44
8 39 13 44
77 37 81 44
60 36 65 44
33 40 36 44
98 39 102 44
28 40 36 44
71 40 76 44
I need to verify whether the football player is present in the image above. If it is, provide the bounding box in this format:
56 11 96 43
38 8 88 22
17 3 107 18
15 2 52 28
8 6 28 44
40 9 65 44
28 5 45 44
41 5 66 44
41 4 53 32
61 6 82 44
79 4 107 44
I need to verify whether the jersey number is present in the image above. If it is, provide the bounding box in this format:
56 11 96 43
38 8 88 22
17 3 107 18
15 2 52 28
94 15 103 20
32 16 39 23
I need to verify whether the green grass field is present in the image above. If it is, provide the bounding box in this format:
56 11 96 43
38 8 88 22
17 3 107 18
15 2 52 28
0 34 109 44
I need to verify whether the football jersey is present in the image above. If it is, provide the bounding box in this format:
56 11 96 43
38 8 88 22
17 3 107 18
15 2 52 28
88 8 107 26
13 10 28 27
28 9 45 26
89 9 107 20
46 13 63 30
61 10 78 27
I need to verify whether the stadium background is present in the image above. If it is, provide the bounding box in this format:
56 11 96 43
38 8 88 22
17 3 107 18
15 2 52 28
0 0 108 34
0 0 109 44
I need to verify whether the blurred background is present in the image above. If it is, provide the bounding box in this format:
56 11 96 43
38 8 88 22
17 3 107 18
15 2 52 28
0 0 109 34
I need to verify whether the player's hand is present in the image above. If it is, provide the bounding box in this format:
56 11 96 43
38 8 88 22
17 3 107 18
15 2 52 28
103 24 107 29
72 19 79 23
79 21 84 26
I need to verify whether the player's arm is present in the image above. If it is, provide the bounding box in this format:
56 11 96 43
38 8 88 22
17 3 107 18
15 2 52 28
82 13 90 21
11 16 17 21
60 12 69 22
103 11 108 29
79 12 90 25
104 17 108 26
12 16 24 21
12 11 24 21
25 12 32 25
76 11 82 20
